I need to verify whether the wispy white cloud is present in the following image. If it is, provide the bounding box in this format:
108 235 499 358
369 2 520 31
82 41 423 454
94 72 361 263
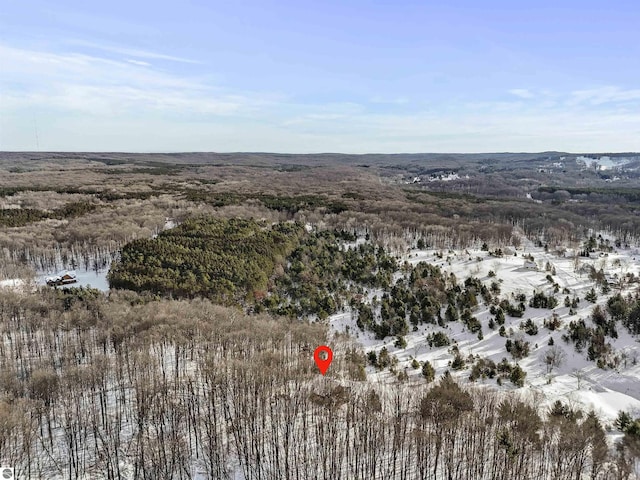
0 43 266 119
269 98 640 153
569 86 640 105
0 44 203 90
126 59 152 67
280 102 365 126
67 40 202 64
2 87 247 116
370 95 410 105
2 41 640 152
508 89 534 99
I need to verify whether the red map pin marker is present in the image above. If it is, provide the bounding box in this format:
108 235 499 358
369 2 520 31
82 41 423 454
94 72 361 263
313 345 333 375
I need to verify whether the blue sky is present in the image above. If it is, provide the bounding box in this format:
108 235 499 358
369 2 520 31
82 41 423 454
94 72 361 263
1 0 639 152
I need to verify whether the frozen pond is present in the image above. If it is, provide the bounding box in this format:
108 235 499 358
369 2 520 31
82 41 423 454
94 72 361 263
37 268 110 292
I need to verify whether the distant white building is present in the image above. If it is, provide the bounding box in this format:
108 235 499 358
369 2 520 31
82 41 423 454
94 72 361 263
524 260 537 270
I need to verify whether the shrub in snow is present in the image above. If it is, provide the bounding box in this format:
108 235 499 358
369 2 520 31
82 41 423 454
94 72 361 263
506 337 530 360
529 292 558 309
521 318 539 336
544 314 561 331
469 357 497 381
509 364 527 387
422 361 435 383
394 336 407 349
451 354 466 370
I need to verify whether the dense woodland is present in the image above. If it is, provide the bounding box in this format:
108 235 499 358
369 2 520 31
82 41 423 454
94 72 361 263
0 288 638 479
109 219 640 384
2 152 640 478
108 218 303 303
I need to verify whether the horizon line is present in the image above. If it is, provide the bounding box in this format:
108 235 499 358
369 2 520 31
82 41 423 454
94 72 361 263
2 150 639 156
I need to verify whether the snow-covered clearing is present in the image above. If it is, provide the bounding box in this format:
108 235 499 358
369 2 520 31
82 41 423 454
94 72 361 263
330 239 640 428
0 278 25 289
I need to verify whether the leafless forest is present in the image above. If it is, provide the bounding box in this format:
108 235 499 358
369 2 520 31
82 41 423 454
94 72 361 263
1 290 633 479
2 152 640 271
1 153 640 479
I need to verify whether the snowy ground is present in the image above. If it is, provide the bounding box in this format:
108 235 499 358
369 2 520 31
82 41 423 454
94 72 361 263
1 269 111 292
36 268 111 291
28 218 179 293
0 278 25 289
330 239 640 428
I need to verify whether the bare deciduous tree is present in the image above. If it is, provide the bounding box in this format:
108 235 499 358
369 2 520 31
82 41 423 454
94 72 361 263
543 345 566 374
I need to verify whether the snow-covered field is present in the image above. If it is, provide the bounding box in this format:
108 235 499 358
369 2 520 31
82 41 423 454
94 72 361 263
330 238 640 428
36 268 111 291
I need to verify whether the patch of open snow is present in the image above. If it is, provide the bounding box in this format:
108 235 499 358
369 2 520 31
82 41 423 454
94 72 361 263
576 155 631 171
330 238 640 424
428 172 462 182
38 269 110 291
0 278 24 289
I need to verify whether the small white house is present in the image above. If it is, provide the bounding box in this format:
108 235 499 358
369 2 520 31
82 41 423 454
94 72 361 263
524 260 538 271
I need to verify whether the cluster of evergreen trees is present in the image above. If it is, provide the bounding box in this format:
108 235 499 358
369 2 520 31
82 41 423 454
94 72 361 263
0 201 98 227
561 292 640 369
181 190 347 214
607 292 640 335
260 231 397 319
108 218 304 304
615 410 640 459
109 220 398 318
355 262 495 344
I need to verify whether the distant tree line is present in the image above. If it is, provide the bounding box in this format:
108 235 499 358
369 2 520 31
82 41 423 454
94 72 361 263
0 201 98 227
